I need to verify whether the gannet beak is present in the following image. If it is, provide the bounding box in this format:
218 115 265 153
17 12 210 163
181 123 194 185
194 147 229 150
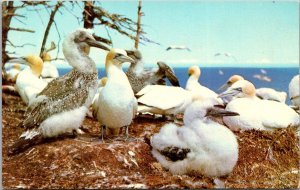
218 87 242 98
218 83 230 91
85 38 110 51
206 107 239 117
7 57 28 65
116 55 135 63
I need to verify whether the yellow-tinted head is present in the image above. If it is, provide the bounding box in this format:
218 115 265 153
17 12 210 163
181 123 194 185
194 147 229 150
41 52 51 62
228 75 244 85
188 65 201 79
105 48 134 69
99 77 108 87
24 55 44 76
12 64 21 70
241 80 256 97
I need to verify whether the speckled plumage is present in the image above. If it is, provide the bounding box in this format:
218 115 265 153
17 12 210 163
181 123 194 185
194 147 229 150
21 70 98 128
125 50 180 94
8 28 108 155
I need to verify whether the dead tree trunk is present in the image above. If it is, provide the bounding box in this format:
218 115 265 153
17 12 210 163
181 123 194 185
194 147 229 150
82 1 112 45
134 0 142 49
2 1 15 64
83 1 95 29
39 1 63 57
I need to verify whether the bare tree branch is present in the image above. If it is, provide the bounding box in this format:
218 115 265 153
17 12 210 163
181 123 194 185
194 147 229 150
135 0 142 49
6 40 35 48
39 1 63 57
9 27 35 33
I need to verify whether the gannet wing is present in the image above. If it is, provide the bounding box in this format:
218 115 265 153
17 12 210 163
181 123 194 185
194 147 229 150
159 146 190 161
157 62 180 87
137 85 188 110
19 88 88 129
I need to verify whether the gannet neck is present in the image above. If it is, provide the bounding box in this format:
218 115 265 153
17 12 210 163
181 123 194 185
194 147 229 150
106 61 124 79
31 64 43 77
63 39 96 74
130 60 144 75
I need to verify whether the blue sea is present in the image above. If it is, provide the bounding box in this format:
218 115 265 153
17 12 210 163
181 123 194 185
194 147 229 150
58 66 299 104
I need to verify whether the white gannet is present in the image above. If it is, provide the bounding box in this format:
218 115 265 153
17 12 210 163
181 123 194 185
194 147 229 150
255 88 287 103
95 48 137 139
219 74 287 103
166 45 191 51
91 77 108 118
12 55 48 105
6 64 22 83
136 85 193 116
125 49 180 94
214 52 237 62
8 28 109 155
289 75 299 108
41 52 59 82
219 80 300 131
151 100 239 177
186 65 223 105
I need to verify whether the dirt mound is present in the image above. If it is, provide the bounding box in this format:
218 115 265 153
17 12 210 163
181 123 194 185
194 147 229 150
2 93 300 188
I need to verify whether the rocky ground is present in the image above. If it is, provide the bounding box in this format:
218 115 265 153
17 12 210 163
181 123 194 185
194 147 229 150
2 93 300 189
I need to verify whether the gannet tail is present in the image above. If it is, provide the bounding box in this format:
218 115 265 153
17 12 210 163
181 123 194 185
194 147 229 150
8 130 43 155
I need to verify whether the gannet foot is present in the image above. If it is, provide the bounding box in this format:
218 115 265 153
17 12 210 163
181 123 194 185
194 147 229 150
100 125 106 142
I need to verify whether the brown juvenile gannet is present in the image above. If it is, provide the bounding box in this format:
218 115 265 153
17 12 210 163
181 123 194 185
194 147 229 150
8 28 109 155
125 49 180 94
95 49 137 140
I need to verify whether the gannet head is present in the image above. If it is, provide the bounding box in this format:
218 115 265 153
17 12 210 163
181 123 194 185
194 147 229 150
105 48 135 69
41 52 51 62
99 77 108 87
125 49 142 63
218 80 256 99
12 64 21 70
184 100 239 124
218 74 244 91
24 55 44 77
63 28 109 56
188 65 201 79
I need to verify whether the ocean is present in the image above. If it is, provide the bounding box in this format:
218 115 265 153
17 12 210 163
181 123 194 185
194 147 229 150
58 66 299 104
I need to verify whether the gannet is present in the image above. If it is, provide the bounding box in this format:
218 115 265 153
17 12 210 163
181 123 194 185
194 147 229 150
11 55 48 105
151 100 239 177
219 80 300 131
255 88 287 103
214 52 237 62
41 52 59 82
289 75 299 108
8 28 109 155
125 49 180 94
6 64 22 83
219 74 287 103
186 66 223 105
136 85 194 116
253 74 272 82
166 45 191 51
95 48 137 139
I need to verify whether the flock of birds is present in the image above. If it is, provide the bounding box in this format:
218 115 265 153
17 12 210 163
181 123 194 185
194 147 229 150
4 28 300 178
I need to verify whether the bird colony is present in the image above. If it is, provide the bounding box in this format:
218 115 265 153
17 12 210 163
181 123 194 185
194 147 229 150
4 28 300 183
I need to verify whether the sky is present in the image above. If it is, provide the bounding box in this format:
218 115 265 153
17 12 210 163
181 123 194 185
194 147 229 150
6 0 300 68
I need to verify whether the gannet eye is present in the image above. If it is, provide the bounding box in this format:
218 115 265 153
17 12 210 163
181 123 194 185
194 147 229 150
234 87 242 92
75 32 88 42
114 53 123 58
